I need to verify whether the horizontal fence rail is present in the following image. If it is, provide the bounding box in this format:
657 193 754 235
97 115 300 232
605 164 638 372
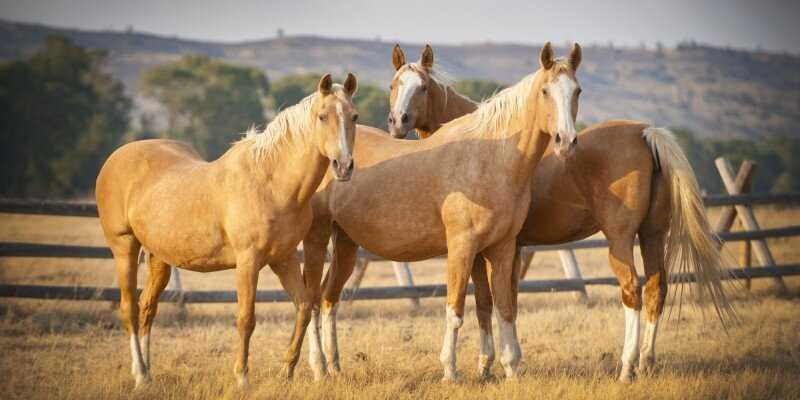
2 225 798 260
2 265 798 303
1 194 798 304
1 193 799 218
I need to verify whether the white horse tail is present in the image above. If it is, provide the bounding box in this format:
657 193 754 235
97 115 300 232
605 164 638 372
642 127 737 326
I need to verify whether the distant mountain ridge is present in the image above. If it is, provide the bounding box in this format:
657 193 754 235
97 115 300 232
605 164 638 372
2 19 798 138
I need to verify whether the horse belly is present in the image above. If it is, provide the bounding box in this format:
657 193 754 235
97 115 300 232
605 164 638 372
337 207 447 262
129 200 235 271
519 200 598 245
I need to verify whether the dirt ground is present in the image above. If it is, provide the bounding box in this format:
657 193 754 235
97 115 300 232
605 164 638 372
0 207 798 399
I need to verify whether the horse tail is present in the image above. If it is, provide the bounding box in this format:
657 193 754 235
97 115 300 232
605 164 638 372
642 127 737 326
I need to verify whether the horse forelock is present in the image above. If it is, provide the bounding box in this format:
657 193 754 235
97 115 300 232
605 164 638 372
394 63 453 91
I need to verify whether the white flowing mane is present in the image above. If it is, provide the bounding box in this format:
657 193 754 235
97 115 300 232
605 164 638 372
237 90 321 162
455 72 537 136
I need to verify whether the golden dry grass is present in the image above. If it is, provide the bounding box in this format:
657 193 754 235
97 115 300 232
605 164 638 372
1 207 799 399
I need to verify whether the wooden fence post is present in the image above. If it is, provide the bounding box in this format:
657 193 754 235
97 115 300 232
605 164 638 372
169 267 185 308
713 160 755 234
558 249 588 302
392 261 420 308
715 157 787 292
740 238 752 290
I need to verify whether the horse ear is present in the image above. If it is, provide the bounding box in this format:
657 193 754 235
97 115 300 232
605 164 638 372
317 74 333 95
420 44 434 69
539 42 554 70
392 44 406 71
343 73 358 97
569 42 582 71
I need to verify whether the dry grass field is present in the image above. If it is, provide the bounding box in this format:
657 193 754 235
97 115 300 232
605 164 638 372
1 207 799 399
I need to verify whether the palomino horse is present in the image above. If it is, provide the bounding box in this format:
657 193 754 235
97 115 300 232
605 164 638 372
96 74 359 387
302 43 582 381
384 44 734 382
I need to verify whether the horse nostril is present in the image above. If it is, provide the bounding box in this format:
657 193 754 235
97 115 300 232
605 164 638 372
555 134 562 144
332 159 339 169
401 113 409 124
347 160 354 172
388 116 395 125
572 137 578 146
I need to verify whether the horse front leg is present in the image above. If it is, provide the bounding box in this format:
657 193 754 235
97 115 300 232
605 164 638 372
440 235 477 381
471 255 496 378
319 224 360 375
301 221 331 380
483 237 523 380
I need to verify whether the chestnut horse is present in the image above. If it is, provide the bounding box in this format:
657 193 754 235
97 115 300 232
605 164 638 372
382 44 734 382
302 43 582 381
96 74 358 387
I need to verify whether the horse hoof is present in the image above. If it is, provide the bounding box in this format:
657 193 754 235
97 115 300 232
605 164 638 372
236 374 248 388
441 372 459 383
618 371 636 384
134 373 151 389
637 357 655 375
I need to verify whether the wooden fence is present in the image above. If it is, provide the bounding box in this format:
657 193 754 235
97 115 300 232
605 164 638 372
1 157 798 304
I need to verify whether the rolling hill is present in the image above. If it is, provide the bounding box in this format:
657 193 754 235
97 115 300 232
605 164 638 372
2 19 798 138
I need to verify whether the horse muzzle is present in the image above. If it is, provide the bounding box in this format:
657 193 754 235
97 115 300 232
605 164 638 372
387 113 413 139
554 132 578 158
332 156 354 181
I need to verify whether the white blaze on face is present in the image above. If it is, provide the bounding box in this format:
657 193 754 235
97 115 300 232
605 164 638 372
335 102 350 157
550 74 578 139
394 70 423 118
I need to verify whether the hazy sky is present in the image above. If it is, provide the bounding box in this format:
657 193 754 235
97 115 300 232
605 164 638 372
2 0 799 53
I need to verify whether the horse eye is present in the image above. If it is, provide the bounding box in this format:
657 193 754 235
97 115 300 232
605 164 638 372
352 114 359 122
576 87 582 96
319 114 327 121
421 85 428 92
389 84 393 90
542 88 549 96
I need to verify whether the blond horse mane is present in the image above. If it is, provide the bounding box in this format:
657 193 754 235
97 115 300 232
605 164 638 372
236 89 324 163
452 71 537 137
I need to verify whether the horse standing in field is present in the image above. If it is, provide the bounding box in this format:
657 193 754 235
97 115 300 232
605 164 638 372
96 74 359 388
382 44 734 382
302 43 582 381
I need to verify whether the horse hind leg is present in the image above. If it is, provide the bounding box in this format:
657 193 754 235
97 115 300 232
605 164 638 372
233 253 262 387
605 232 642 383
638 228 668 375
138 255 172 370
110 235 149 387
271 255 313 380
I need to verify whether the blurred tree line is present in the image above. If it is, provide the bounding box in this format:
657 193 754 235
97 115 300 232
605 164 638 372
1 35 798 198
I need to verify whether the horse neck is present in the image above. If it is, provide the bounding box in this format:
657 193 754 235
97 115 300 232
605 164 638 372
227 132 328 209
417 84 477 139
461 75 549 190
